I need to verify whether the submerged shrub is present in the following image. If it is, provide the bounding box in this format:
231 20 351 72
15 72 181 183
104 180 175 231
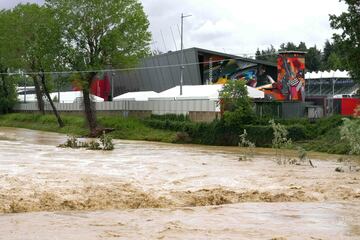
58 135 80 148
238 129 256 160
59 132 114 151
99 131 114 151
87 140 101 150
270 119 292 149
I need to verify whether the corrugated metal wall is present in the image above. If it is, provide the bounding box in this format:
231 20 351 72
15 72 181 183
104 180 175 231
14 100 219 115
113 49 201 96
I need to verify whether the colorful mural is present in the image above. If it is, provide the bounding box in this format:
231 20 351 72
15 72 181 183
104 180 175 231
202 55 275 88
275 52 306 101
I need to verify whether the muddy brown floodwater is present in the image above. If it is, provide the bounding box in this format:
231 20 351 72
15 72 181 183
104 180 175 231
0 127 359 239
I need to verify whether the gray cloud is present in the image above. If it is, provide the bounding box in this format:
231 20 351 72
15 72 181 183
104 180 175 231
0 0 348 56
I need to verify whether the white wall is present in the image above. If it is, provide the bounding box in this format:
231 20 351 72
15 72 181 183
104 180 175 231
14 99 220 115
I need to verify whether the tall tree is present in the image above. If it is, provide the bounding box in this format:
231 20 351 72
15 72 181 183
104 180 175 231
321 40 347 71
322 40 335 64
255 45 277 63
0 10 18 114
11 3 64 127
258 42 323 72
330 0 360 82
306 46 322 72
46 0 151 136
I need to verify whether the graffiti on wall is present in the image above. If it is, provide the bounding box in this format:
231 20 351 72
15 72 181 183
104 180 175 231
202 55 275 88
276 53 306 101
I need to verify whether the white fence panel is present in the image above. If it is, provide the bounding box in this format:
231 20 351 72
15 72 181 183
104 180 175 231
14 99 220 115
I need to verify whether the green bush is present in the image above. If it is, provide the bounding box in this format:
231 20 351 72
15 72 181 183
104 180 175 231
243 125 273 147
150 114 190 122
287 124 309 141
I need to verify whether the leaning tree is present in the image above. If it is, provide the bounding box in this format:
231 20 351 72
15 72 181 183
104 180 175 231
46 0 151 136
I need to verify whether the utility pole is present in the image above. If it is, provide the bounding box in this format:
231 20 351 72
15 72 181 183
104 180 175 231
112 71 115 100
21 71 26 103
180 13 191 96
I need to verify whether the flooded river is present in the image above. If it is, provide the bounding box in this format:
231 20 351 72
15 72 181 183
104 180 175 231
0 127 359 239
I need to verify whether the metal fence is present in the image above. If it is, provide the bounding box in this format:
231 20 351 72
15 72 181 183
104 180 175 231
14 99 220 115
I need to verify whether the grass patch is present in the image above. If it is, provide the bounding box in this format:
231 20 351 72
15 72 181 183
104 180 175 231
0 113 177 143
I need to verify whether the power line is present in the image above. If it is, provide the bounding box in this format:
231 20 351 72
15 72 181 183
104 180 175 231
0 52 280 76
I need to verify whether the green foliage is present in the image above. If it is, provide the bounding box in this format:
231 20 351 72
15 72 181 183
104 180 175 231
11 4 64 73
239 129 255 148
306 46 322 72
59 135 80 148
255 45 277 63
340 118 360 155
286 124 309 141
238 129 256 160
87 140 101 150
219 80 255 128
45 0 152 133
270 119 292 149
0 10 18 114
0 113 357 156
59 134 111 151
330 0 360 83
99 131 114 151
270 119 293 165
297 147 307 162
0 113 176 143
45 0 151 71
256 40 349 72
243 125 273 147
0 75 17 114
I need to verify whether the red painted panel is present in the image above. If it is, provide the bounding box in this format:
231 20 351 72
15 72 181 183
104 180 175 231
72 73 111 101
341 98 360 116
90 73 111 101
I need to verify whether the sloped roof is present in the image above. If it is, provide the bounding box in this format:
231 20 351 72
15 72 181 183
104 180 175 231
305 70 351 79
113 91 159 101
17 91 104 103
148 84 264 101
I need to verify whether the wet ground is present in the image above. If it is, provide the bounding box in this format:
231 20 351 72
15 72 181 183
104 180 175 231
0 127 359 239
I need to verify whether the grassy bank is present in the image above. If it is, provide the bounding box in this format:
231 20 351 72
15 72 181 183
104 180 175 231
0 113 353 155
143 114 352 155
0 113 177 143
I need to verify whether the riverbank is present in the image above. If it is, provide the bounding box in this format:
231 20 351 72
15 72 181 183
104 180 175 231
0 113 177 143
0 113 355 156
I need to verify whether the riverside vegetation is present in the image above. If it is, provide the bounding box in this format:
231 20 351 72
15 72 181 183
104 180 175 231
0 112 359 156
59 131 114 151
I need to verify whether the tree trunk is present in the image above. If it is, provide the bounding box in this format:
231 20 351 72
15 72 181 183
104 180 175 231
83 72 98 137
32 75 45 115
0 72 9 114
40 71 64 128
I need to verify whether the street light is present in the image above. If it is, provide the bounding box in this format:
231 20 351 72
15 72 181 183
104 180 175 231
180 13 192 96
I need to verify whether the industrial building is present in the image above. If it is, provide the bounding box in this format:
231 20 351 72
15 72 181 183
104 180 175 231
112 47 277 96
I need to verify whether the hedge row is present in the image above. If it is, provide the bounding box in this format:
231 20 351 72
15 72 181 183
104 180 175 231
143 117 319 147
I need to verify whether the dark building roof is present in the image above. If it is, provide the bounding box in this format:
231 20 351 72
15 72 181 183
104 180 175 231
112 47 277 96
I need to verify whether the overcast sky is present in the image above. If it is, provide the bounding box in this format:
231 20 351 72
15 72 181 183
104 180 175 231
0 0 348 57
